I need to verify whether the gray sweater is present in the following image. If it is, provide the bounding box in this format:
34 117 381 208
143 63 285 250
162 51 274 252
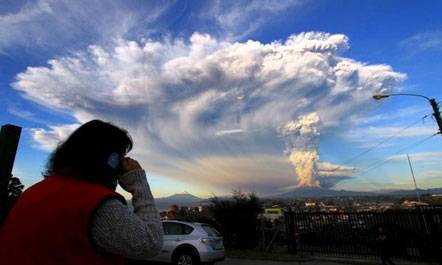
90 169 164 260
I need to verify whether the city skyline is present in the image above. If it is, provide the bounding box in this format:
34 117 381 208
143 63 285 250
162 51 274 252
1 0 442 198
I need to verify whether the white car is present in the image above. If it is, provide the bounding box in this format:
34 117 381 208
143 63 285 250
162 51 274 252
148 220 225 265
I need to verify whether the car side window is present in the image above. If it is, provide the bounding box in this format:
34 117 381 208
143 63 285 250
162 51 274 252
182 224 194 234
163 222 181 235
163 222 194 235
201 224 221 236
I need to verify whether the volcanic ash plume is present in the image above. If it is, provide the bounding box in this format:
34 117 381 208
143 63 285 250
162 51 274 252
281 113 321 188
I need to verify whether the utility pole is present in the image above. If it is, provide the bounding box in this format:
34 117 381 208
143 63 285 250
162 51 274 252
406 154 429 234
0 124 22 201
406 154 421 203
373 93 442 136
429 99 442 135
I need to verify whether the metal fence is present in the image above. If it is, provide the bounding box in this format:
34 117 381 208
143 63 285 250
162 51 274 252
284 208 442 262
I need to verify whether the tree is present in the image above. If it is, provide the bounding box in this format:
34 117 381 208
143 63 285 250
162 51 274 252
209 190 262 249
0 176 24 225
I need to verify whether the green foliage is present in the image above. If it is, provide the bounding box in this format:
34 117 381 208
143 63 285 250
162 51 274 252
208 190 262 249
171 207 219 228
0 176 24 225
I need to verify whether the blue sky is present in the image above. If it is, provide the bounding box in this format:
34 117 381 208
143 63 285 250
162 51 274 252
1 0 442 198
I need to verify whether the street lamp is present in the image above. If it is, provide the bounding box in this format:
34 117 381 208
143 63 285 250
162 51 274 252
374 93 436 234
373 93 442 135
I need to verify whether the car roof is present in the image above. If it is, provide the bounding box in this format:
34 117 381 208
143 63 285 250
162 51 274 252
162 220 204 226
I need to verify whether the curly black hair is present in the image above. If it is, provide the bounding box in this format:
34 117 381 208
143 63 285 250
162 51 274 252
44 120 133 187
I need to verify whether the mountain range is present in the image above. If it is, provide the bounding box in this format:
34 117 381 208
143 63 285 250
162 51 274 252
155 192 204 211
151 187 442 210
271 186 442 198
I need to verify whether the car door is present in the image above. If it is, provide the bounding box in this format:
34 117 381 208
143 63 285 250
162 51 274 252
149 222 180 262
150 222 196 262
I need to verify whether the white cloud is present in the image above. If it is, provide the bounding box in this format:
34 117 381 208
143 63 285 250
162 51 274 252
400 31 442 53
387 152 442 163
0 0 52 52
0 0 168 53
316 162 357 189
342 105 436 150
14 32 406 194
317 162 358 177
30 124 80 151
206 0 304 40
215 129 246 136
345 124 437 147
418 171 442 179
7 105 56 125
0 0 305 55
348 105 429 126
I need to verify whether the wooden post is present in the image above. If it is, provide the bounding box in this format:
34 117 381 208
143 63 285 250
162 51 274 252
0 124 22 200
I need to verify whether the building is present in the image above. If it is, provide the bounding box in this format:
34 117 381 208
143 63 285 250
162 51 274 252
262 207 283 222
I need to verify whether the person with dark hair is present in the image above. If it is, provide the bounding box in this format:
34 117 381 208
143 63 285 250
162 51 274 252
0 120 163 265
376 226 395 265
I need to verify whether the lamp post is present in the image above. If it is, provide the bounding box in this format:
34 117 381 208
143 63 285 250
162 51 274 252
373 94 436 237
373 93 442 135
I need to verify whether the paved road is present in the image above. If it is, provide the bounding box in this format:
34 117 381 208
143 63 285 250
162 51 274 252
220 258 351 265
128 258 353 265
129 257 429 265
220 257 431 265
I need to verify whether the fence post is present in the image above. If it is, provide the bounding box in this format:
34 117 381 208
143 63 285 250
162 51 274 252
0 124 22 201
284 207 297 254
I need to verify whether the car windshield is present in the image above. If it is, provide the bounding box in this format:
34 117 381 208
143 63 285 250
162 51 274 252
201 224 221 237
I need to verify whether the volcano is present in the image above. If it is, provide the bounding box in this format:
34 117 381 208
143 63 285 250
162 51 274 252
271 186 374 198
154 192 203 211
270 186 442 199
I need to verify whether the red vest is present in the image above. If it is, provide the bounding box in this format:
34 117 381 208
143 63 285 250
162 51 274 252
0 175 126 265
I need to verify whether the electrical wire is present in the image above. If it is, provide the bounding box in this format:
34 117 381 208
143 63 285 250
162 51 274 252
327 114 430 172
344 133 438 189
347 115 428 163
357 133 438 176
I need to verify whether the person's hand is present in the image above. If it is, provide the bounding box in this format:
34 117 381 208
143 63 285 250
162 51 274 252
118 157 145 193
121 157 142 173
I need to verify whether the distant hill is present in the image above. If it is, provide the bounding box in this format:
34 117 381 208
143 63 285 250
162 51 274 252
270 187 442 199
271 187 373 198
134 188 442 210
381 188 442 197
154 192 204 211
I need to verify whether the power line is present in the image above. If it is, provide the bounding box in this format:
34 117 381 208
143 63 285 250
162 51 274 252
346 115 428 164
327 114 430 172
358 133 438 176
346 133 437 189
